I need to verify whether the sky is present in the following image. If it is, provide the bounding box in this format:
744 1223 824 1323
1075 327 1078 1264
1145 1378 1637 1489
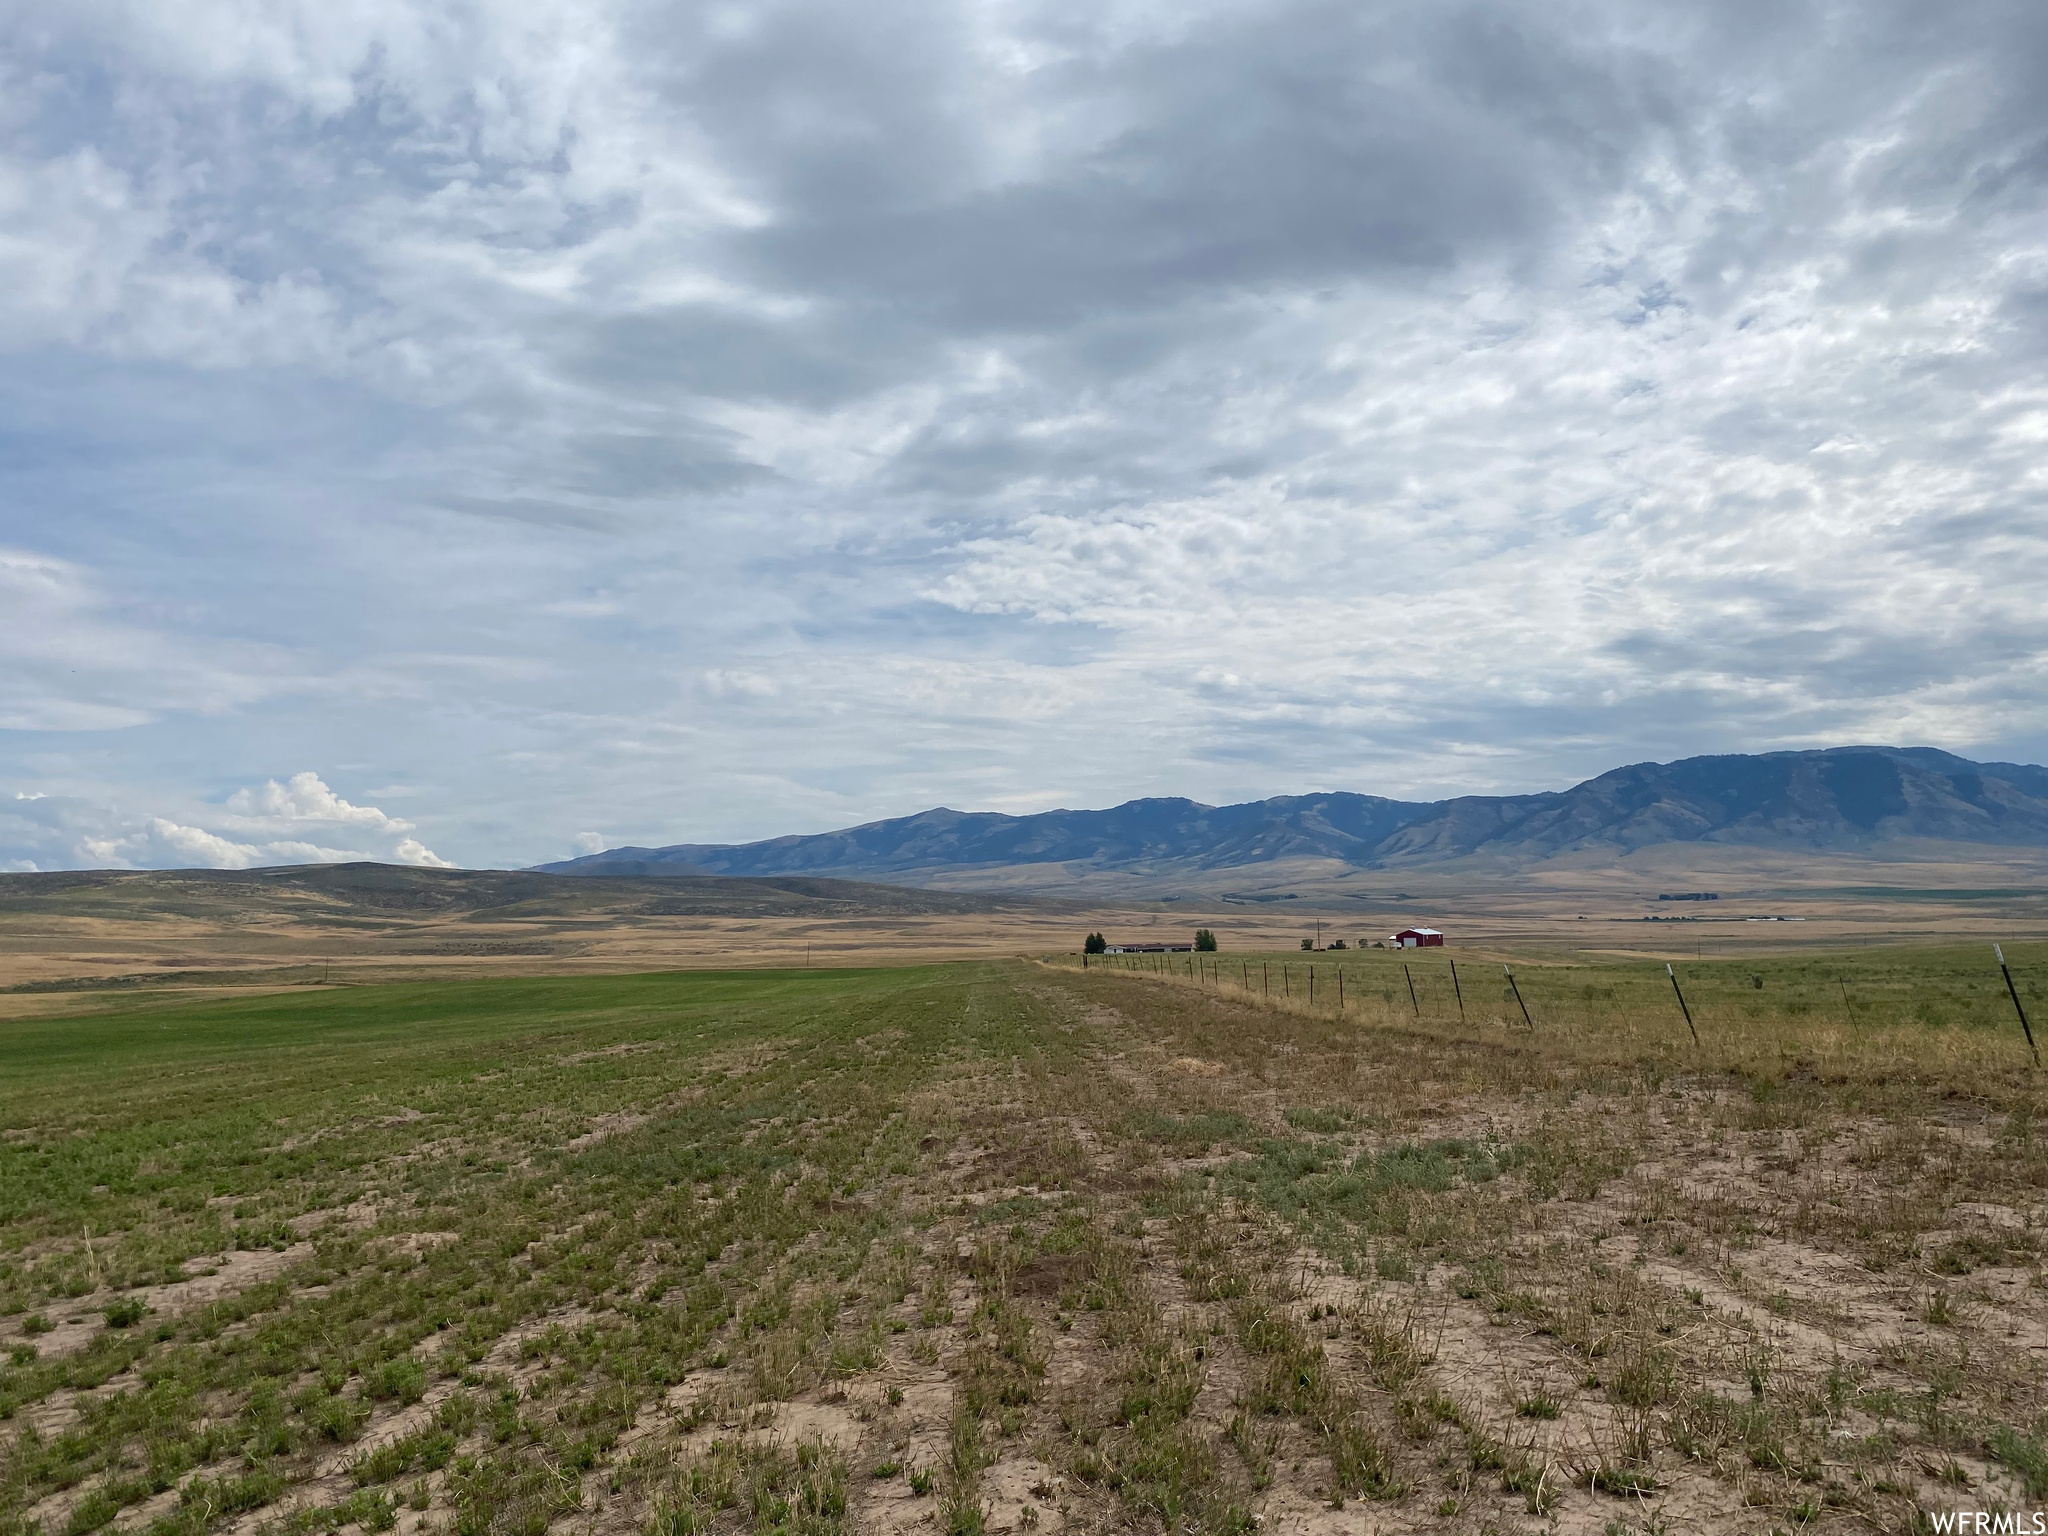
1 0 2044 872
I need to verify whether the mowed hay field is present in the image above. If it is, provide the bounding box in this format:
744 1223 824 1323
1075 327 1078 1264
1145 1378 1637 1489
1 952 2045 1536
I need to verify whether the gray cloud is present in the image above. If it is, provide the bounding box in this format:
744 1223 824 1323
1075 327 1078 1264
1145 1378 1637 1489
0 0 2042 869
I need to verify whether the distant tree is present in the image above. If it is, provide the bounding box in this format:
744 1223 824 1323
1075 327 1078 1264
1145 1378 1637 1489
1300 938 1314 951
1083 932 1106 954
1328 939 1347 950
1193 929 1217 952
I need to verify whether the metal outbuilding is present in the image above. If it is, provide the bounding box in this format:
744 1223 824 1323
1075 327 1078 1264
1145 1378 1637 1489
1390 927 1443 948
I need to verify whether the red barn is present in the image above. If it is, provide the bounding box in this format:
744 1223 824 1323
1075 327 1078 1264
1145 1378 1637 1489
1390 927 1443 948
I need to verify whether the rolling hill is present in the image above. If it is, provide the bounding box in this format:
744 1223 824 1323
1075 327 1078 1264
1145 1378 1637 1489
0 864 1038 924
538 747 2048 886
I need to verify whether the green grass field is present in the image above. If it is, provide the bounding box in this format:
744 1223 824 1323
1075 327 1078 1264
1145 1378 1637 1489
1081 942 2048 1071
2 950 2044 1536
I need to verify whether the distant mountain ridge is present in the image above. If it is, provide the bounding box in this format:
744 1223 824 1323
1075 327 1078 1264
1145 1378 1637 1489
537 747 2048 883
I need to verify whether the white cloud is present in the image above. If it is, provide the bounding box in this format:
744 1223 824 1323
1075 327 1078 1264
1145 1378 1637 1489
222 771 419 833
391 838 453 867
2 776 453 871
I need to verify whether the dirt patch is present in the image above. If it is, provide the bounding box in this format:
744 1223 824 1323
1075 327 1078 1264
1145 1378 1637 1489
557 1041 667 1065
288 1196 385 1235
565 1111 651 1151
4 1242 315 1363
1010 1252 1088 1298
980 1455 1066 1533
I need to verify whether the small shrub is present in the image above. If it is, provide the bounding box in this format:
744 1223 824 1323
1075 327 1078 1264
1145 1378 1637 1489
309 1393 371 1442
1990 1422 2048 1500
370 1356 429 1404
1587 1464 1661 1497
338 1491 398 1532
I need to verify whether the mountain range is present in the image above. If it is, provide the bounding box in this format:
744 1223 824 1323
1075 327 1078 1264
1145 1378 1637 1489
536 747 2048 887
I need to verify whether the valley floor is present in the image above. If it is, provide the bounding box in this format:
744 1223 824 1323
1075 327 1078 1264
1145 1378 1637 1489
2 958 2044 1536
6 845 2048 1013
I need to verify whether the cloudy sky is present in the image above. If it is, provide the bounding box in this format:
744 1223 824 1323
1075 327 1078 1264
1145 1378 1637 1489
1 0 2043 871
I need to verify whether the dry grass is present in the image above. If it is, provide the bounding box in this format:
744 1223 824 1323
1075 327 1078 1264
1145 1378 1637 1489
6 844 2048 1010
